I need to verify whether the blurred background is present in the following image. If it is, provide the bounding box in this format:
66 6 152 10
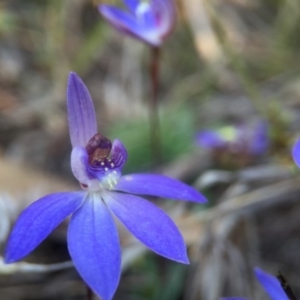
0 0 300 299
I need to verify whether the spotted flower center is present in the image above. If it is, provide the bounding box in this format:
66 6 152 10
83 133 126 191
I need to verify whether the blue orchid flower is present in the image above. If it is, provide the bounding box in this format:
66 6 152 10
4 72 207 300
196 122 269 156
222 267 289 300
98 0 176 47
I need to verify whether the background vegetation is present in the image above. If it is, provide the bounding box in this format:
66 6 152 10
0 0 300 299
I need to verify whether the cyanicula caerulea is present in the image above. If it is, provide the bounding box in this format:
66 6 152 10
196 122 268 156
99 0 176 47
221 267 289 300
5 72 207 300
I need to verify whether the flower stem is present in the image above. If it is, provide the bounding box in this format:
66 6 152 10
149 46 162 167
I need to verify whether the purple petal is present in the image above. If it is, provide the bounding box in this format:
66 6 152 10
104 192 189 263
135 2 156 28
123 0 139 12
71 146 91 185
254 267 288 300
114 174 207 203
292 138 300 168
71 146 104 191
196 130 225 148
99 5 161 46
248 122 269 155
151 0 176 38
220 298 248 300
67 72 97 148
68 194 121 300
99 5 141 34
5 192 85 263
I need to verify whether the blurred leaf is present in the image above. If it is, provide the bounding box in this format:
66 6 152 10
108 107 195 172
0 7 16 33
155 263 187 300
73 21 107 74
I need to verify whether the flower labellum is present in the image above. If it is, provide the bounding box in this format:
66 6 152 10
5 72 207 300
99 0 176 47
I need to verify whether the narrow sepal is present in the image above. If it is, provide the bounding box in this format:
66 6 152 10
68 194 121 300
114 174 207 203
5 192 85 263
254 267 288 300
104 192 189 264
67 72 97 148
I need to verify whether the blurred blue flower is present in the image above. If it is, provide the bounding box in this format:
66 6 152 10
5 72 207 300
292 137 300 167
221 267 289 300
196 122 269 156
98 0 176 46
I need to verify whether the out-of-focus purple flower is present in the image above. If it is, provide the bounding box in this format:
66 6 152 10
196 122 269 156
98 0 176 47
5 72 207 300
221 267 289 300
292 138 300 168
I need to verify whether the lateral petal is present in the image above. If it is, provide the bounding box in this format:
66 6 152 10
114 174 207 203
68 193 121 300
67 72 97 148
104 192 189 264
5 192 85 263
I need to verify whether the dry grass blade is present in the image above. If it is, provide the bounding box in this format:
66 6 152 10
0 258 73 275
